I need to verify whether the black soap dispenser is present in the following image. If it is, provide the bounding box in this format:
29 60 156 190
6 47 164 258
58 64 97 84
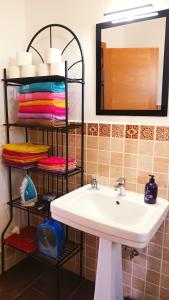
144 175 158 204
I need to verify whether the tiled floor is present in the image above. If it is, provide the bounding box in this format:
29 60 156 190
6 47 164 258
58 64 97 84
0 257 95 300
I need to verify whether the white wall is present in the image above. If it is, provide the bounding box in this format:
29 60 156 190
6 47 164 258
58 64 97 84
24 0 169 125
0 0 27 238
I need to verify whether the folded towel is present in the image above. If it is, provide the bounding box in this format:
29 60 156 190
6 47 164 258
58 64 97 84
17 92 65 101
3 154 48 163
19 82 65 94
3 143 49 153
15 119 66 127
19 100 66 108
17 113 65 120
3 160 37 168
19 106 67 114
3 149 47 157
39 157 76 165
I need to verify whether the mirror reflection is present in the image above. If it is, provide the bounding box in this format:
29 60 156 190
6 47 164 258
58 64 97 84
96 10 169 116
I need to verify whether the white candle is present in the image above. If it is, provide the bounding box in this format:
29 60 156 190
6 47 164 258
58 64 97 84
45 48 62 64
21 65 36 77
16 52 32 66
37 63 49 76
50 62 65 76
6 66 20 78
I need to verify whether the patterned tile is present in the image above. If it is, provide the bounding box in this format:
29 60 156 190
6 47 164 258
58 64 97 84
112 124 124 138
99 124 111 137
76 123 87 135
88 123 98 136
140 125 154 140
125 125 139 139
156 126 169 141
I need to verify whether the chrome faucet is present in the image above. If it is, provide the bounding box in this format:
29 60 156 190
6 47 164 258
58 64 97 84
114 178 126 196
91 175 98 189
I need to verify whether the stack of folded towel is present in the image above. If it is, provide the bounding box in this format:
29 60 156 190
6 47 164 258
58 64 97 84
2 143 50 168
38 156 77 173
16 81 68 127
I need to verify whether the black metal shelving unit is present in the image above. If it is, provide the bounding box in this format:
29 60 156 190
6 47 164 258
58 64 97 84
1 24 85 300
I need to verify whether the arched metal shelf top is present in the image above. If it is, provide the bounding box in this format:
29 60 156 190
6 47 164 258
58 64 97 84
26 24 84 76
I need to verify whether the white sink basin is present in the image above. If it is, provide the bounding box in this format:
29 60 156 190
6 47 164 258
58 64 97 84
51 184 169 300
51 184 169 248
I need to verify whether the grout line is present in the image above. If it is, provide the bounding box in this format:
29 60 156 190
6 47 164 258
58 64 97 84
13 271 45 300
66 279 86 300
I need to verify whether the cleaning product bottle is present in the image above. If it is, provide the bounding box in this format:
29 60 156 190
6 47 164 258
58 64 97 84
144 175 158 204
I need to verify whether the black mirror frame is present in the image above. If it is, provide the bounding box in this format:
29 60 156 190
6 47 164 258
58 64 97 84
96 9 169 116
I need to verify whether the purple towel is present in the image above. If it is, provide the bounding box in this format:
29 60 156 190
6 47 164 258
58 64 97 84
17 113 66 120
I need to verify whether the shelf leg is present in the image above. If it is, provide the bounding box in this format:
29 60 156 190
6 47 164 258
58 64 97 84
1 242 5 274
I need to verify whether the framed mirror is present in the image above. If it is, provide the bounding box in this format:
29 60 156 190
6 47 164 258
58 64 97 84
96 9 169 116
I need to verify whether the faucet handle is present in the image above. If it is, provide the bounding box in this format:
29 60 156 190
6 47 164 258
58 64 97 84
116 177 125 185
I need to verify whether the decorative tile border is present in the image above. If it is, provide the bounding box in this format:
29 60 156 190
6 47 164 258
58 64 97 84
112 124 124 138
88 123 98 136
125 125 139 139
140 125 154 140
156 126 169 141
99 124 110 137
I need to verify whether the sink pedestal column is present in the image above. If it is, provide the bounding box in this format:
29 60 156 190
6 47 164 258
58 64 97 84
94 238 123 300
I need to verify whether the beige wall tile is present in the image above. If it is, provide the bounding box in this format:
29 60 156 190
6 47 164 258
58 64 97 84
160 287 169 300
125 139 138 154
86 162 97 175
137 170 150 185
132 277 145 291
139 140 154 155
162 261 169 276
147 256 161 273
124 153 137 168
111 138 124 152
98 164 109 177
153 172 168 189
125 182 137 192
111 152 123 166
98 150 111 164
153 157 169 173
148 243 162 259
161 274 169 289
124 167 137 183
87 136 98 149
98 136 110 151
133 264 146 280
145 282 159 298
110 166 123 179
87 149 98 162
146 270 160 285
138 155 153 172
154 141 169 158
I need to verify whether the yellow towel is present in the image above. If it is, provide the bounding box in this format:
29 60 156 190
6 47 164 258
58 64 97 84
3 143 50 154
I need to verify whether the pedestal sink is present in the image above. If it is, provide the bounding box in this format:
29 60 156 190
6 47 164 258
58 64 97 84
51 184 169 300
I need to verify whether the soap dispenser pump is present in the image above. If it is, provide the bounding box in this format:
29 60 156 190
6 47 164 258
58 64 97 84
144 175 158 204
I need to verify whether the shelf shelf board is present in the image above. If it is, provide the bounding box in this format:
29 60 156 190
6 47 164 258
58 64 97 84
2 75 83 85
33 240 81 267
3 123 83 131
7 197 50 217
4 226 81 267
5 163 83 177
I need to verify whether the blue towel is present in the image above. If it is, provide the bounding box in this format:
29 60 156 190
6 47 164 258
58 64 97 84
19 82 65 94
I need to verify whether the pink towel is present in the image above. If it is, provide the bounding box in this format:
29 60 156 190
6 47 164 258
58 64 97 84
19 106 68 114
17 113 65 120
39 156 75 165
17 92 65 102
